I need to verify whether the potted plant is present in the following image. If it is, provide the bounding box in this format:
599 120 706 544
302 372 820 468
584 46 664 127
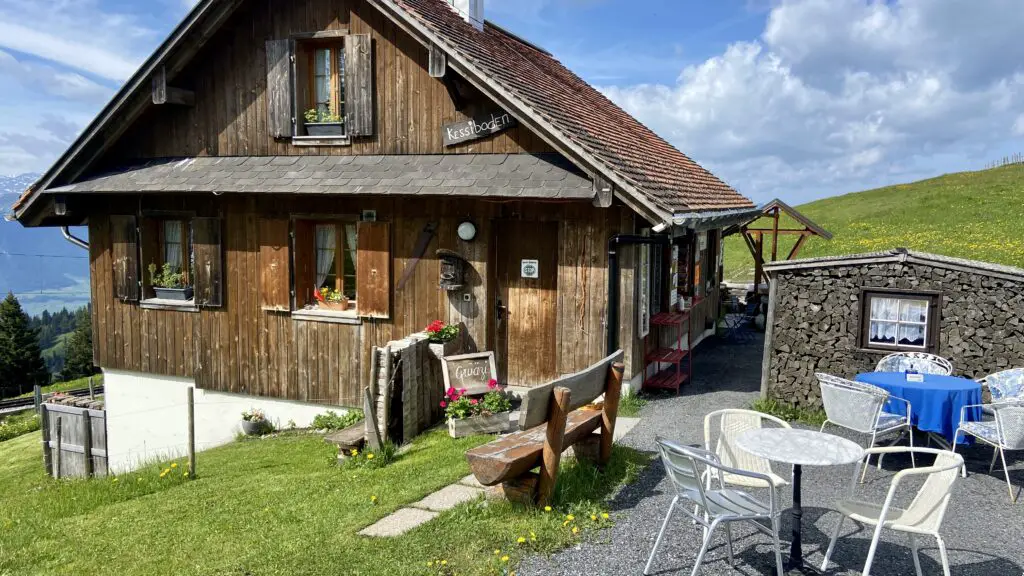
303 108 345 137
241 408 268 435
425 320 460 344
444 379 512 438
148 262 193 301
314 287 350 311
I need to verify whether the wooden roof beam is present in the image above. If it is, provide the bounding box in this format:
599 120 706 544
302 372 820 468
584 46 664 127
152 67 195 106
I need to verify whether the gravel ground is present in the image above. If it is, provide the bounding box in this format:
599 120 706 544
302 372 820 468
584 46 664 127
521 333 1024 576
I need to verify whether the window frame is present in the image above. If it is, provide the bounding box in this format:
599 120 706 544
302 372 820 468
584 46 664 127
140 213 197 307
299 40 347 139
291 215 360 317
859 288 941 353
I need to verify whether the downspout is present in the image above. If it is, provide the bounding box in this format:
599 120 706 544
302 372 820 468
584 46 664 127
61 226 89 250
607 233 671 356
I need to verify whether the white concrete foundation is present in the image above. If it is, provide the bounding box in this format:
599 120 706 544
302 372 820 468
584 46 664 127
103 369 351 473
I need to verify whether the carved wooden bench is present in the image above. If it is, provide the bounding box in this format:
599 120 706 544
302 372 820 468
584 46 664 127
465 350 625 506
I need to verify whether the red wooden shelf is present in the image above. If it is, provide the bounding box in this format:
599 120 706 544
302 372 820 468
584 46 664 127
651 311 688 326
642 302 694 395
646 366 688 390
645 347 688 364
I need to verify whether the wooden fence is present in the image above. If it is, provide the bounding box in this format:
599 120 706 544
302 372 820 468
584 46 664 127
41 403 108 478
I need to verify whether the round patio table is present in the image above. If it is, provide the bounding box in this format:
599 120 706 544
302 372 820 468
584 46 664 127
737 428 864 575
855 372 982 445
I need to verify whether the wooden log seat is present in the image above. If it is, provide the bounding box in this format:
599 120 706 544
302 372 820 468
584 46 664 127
465 350 625 506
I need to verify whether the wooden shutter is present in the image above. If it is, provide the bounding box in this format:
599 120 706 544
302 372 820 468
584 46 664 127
344 34 374 136
110 215 139 302
139 216 160 299
193 217 223 307
293 220 316 309
266 39 295 139
356 221 390 318
259 218 291 310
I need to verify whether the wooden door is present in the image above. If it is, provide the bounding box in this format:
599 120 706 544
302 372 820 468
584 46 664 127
492 221 559 387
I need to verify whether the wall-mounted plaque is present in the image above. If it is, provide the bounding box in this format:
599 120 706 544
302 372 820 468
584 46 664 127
441 352 498 396
442 110 517 146
521 259 539 279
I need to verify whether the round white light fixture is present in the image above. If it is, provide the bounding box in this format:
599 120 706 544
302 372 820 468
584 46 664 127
457 221 477 242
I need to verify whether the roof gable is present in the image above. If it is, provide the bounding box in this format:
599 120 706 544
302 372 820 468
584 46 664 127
765 248 1024 282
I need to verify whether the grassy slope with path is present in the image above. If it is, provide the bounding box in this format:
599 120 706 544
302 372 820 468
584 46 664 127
723 164 1024 282
0 428 647 576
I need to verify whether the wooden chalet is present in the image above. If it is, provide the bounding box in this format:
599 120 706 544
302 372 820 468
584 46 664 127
12 0 757 457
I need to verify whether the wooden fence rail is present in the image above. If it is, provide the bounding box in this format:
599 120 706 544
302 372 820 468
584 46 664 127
41 403 108 478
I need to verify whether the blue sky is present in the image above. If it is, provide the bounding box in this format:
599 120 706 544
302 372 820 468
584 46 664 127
2 0 1023 205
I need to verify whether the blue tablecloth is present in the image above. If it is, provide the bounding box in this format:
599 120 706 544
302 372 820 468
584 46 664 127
855 372 982 443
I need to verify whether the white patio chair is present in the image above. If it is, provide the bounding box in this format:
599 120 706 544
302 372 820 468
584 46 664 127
817 373 915 482
952 402 1024 503
977 368 1024 414
876 352 953 376
821 447 963 576
703 409 792 489
645 437 784 576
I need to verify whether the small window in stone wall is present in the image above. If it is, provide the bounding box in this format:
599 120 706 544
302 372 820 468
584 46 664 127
860 290 940 352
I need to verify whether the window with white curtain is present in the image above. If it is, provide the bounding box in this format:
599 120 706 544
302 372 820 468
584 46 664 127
863 292 935 350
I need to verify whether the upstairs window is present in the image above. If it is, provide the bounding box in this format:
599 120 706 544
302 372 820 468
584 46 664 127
860 290 939 352
296 43 346 137
142 217 194 303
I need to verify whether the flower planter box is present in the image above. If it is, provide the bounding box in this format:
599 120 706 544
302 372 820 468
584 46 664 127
448 412 509 438
153 286 194 301
319 300 350 312
305 122 345 137
240 419 267 436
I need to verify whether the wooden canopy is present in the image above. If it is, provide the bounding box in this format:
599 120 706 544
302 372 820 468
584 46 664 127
724 199 832 289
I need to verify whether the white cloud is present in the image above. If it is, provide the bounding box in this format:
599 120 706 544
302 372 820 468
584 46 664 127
601 0 1024 203
0 49 112 101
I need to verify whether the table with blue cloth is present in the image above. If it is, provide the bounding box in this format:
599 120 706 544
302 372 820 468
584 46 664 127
855 372 982 445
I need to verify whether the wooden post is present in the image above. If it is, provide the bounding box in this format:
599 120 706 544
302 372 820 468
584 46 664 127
54 417 63 479
538 387 571 507
40 404 52 475
33 385 42 414
363 386 383 451
600 362 625 466
770 206 780 262
186 387 196 478
753 233 766 296
82 410 94 478
88 376 95 400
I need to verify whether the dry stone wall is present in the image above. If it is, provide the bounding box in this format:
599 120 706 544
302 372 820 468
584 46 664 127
766 262 1024 408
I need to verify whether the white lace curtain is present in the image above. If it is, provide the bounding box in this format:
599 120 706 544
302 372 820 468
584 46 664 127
315 224 336 289
164 220 182 272
870 297 927 346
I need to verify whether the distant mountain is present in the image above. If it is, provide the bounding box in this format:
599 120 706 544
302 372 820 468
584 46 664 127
1 174 90 315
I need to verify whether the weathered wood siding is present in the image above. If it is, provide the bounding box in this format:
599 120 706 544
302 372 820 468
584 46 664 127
100 0 552 165
88 195 637 406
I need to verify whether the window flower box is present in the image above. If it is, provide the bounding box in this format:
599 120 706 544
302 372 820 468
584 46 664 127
319 299 350 312
153 286 194 301
305 122 345 137
447 412 510 438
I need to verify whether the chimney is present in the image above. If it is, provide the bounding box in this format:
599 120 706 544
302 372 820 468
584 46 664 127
447 0 484 31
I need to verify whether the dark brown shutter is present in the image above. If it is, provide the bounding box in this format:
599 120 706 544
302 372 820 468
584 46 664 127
344 33 373 136
259 218 291 310
193 217 223 307
266 39 295 139
292 220 316 309
110 215 139 302
139 217 161 299
356 221 390 318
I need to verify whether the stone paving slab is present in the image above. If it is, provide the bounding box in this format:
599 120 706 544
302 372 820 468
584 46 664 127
412 483 483 512
459 474 485 488
358 507 439 537
614 417 640 442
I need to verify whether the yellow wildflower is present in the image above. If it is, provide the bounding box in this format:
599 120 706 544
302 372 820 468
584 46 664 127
572 526 579 535
171 462 178 468
501 556 509 563
543 506 552 512
601 513 609 520
566 514 575 521
183 471 189 478
494 549 501 556
440 560 447 566
516 536 526 544
350 449 359 456
529 531 537 541
590 514 597 521
562 520 570 527
136 477 142 482
367 453 375 460
371 495 378 503
111 478 119 483
427 561 433 567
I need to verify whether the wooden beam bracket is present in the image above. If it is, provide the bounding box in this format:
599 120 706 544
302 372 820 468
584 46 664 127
152 67 195 106
592 176 614 208
428 43 447 78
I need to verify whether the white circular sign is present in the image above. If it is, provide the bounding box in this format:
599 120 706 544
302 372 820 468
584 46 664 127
457 221 477 241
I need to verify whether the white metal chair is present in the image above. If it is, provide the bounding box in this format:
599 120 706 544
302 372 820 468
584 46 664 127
876 352 953 376
952 402 1024 503
821 447 963 576
645 437 785 576
703 409 791 489
978 368 1024 413
817 373 915 482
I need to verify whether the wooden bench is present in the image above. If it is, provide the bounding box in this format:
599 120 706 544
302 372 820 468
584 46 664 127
465 350 625 506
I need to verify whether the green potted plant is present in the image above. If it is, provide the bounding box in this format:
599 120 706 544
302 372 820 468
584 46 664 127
444 379 512 438
148 262 193 301
314 286 350 311
240 407 268 435
303 108 345 137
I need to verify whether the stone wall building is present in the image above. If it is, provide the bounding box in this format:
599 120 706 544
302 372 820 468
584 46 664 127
761 248 1024 408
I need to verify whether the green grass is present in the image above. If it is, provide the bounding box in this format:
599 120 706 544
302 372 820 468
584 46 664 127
0 428 649 576
618 391 648 418
14 374 103 399
724 164 1024 281
0 411 41 443
751 398 827 428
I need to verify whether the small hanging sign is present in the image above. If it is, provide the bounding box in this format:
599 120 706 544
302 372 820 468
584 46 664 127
442 110 517 146
442 352 498 396
521 259 539 279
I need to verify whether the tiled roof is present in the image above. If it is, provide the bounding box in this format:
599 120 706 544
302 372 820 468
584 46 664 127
46 154 593 199
388 0 754 215
765 248 1024 281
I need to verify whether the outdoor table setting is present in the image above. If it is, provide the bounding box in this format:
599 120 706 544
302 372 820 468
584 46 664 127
735 428 865 575
855 371 983 448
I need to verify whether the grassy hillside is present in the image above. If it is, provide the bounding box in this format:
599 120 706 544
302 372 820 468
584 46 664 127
723 164 1024 282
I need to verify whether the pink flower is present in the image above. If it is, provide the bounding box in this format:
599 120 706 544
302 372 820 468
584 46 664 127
470 398 478 405
460 388 467 395
440 401 447 408
488 379 498 389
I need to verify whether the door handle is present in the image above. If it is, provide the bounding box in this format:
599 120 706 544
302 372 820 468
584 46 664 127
495 298 507 321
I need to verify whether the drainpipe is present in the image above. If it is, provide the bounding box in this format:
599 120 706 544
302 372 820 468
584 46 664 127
61 226 89 251
607 233 671 356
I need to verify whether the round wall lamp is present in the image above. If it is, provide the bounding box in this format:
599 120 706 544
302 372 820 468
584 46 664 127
457 220 477 242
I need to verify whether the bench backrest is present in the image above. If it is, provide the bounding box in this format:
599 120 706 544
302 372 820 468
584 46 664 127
518 350 624 430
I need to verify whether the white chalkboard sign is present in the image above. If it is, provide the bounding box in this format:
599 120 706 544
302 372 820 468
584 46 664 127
441 351 498 396
442 111 517 146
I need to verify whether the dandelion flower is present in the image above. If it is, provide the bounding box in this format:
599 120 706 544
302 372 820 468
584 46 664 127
367 453 375 460
371 495 378 503
183 471 189 478
590 514 597 521
171 462 178 468
530 532 537 541
601 513 609 520
566 514 575 521
543 506 552 512
440 560 447 566
572 526 579 535
516 536 526 544
494 549 501 556
427 561 433 567
350 449 359 456
562 520 570 527
501 556 509 563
